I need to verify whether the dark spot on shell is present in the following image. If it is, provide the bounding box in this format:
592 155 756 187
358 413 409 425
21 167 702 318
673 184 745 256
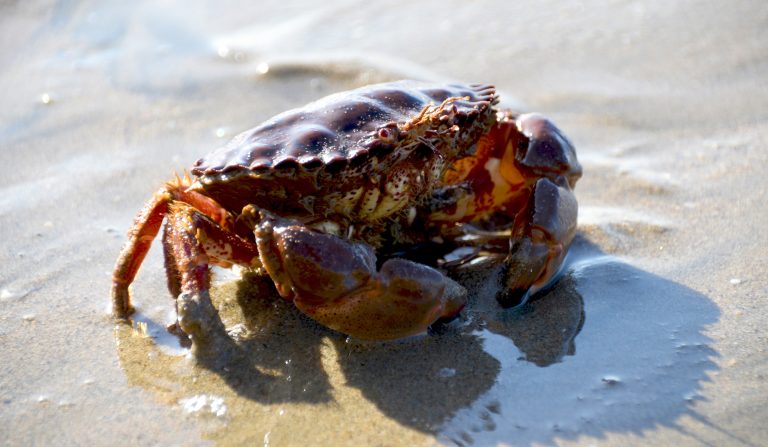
286 124 338 156
349 149 370 167
364 89 425 112
420 89 452 102
298 155 323 170
324 155 348 173
329 100 389 133
250 158 273 170
273 156 299 170
251 146 278 160
368 140 395 158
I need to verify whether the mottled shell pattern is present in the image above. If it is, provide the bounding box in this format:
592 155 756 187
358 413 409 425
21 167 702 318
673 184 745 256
191 81 498 235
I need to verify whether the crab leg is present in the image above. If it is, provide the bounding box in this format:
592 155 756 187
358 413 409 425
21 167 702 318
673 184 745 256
254 212 466 340
161 221 183 300
112 189 170 318
157 202 262 348
160 215 252 349
111 176 246 320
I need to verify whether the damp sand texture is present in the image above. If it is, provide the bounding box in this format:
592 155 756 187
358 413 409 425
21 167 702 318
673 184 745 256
1 1 767 446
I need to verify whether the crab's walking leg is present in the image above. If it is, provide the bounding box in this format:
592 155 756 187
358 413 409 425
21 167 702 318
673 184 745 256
254 212 466 340
161 202 260 349
161 222 183 300
111 177 243 320
112 189 170 319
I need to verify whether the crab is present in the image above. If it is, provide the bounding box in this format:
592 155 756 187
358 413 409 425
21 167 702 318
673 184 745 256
112 80 581 352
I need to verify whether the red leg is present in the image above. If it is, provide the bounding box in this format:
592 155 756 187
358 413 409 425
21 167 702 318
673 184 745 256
112 189 170 318
161 202 260 349
112 176 251 320
163 203 217 347
161 222 182 300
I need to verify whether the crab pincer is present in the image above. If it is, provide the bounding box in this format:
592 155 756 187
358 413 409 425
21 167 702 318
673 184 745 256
251 210 466 340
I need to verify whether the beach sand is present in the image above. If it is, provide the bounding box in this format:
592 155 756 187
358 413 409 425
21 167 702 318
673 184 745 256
1 0 766 445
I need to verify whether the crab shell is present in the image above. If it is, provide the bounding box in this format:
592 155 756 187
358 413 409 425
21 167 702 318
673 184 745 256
190 81 498 231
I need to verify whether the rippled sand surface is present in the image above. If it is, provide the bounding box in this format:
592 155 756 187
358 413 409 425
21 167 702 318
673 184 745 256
1 1 766 445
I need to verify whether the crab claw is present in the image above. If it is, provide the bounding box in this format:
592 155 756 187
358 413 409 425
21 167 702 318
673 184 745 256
498 114 581 308
515 113 582 189
499 177 578 306
254 213 466 340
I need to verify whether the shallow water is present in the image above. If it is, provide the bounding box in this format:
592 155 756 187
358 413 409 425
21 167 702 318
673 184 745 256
1 0 767 446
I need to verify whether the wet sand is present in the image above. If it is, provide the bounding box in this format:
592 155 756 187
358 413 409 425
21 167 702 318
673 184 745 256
1 0 767 445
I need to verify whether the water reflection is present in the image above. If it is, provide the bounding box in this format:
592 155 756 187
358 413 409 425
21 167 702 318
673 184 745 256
439 238 719 446
331 264 586 435
116 237 718 446
455 264 585 368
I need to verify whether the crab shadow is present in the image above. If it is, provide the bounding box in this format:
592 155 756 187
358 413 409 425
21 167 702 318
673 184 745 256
186 274 339 405
432 237 722 446
123 235 719 446
187 246 588 414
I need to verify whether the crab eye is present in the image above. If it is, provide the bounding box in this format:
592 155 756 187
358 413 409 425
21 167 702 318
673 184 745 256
377 128 398 143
